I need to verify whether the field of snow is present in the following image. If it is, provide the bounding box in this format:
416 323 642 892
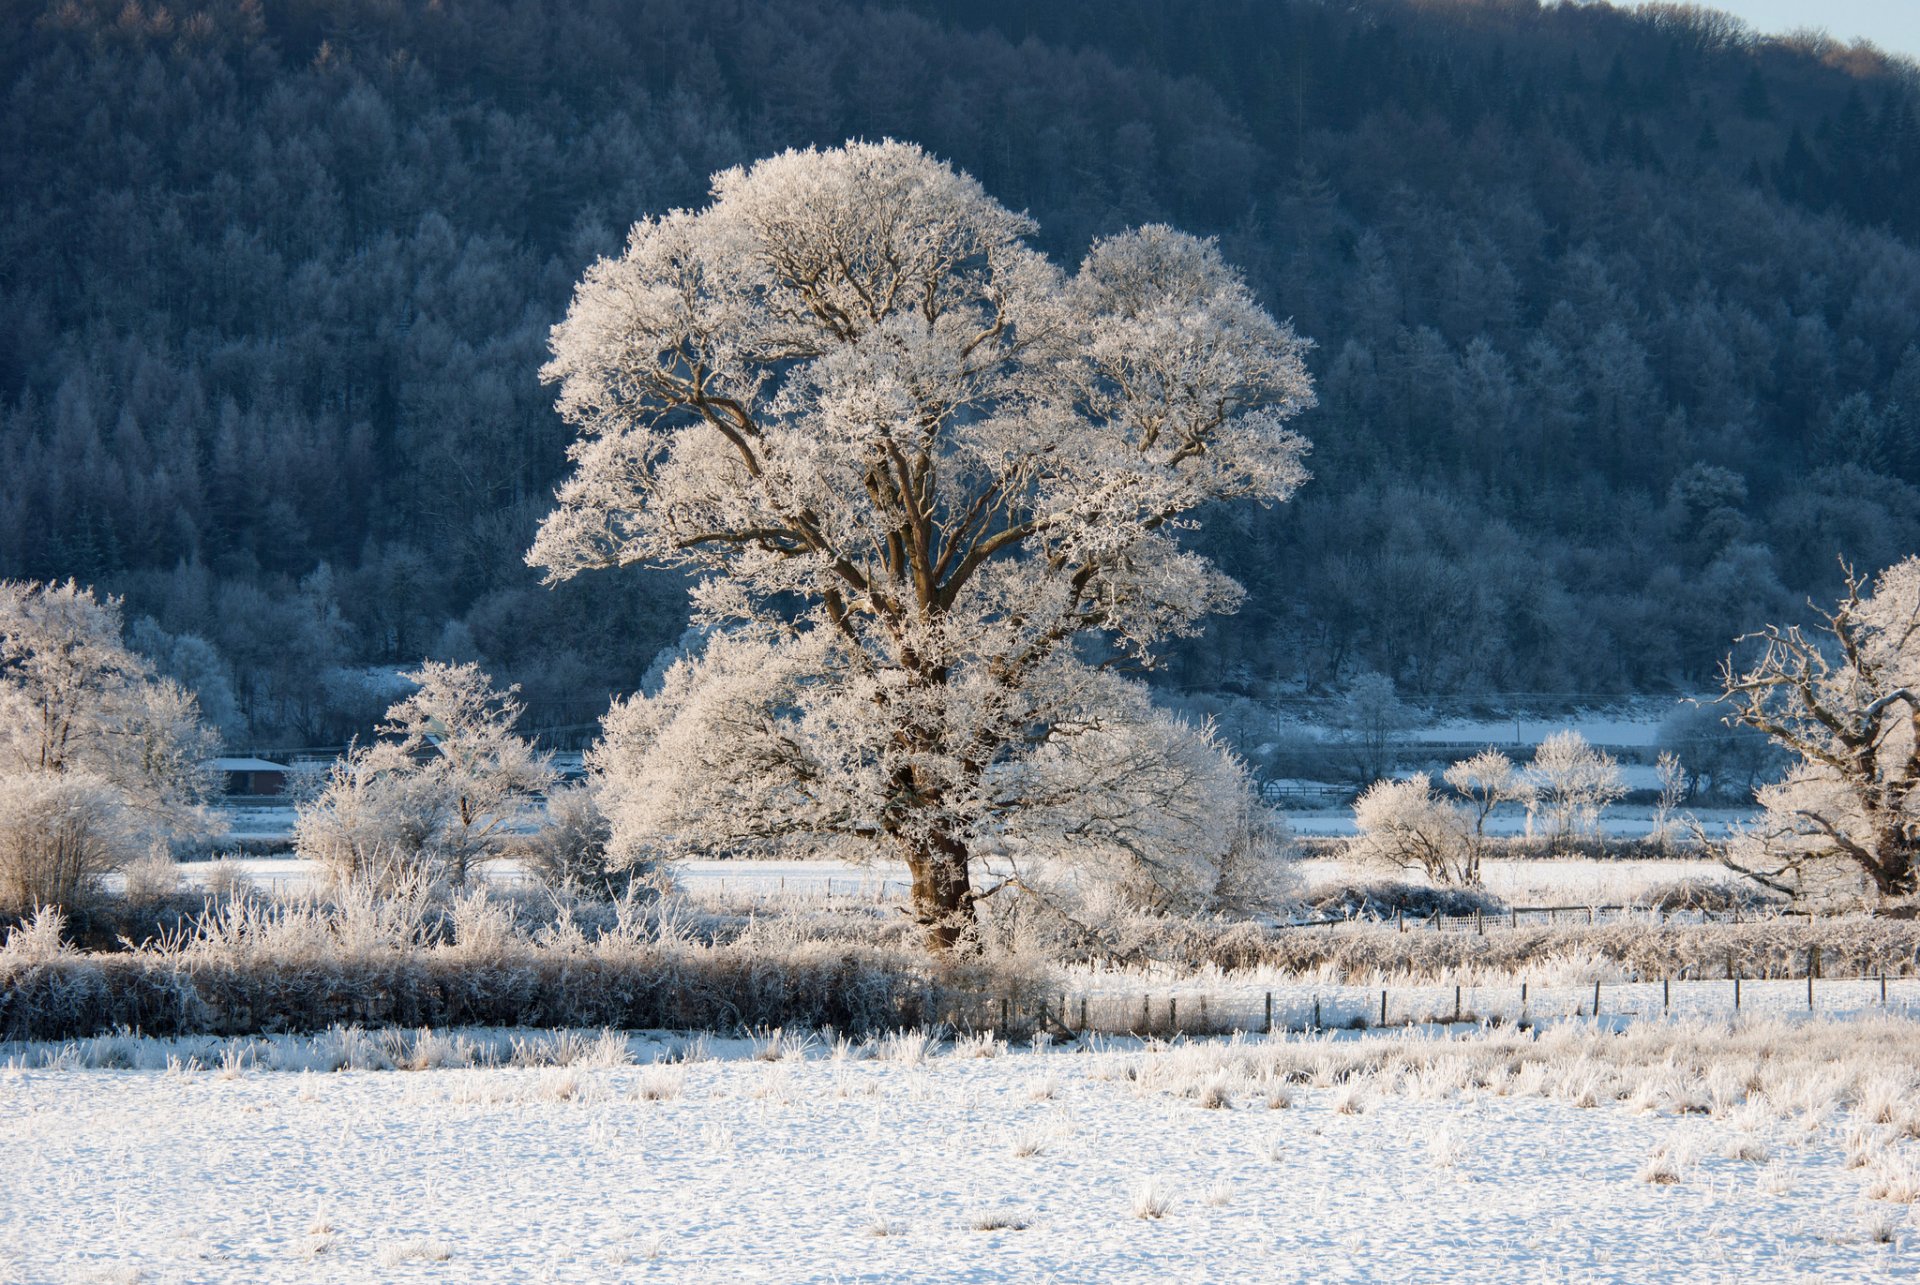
4 1020 1918 1283
172 854 1747 911
1282 805 1752 839
1294 856 1737 906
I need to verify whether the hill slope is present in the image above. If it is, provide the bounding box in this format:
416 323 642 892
3 0 1918 738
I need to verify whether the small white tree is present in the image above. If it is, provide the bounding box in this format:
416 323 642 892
296 662 553 888
1525 730 1626 851
1337 672 1416 783
1716 558 1920 901
1442 748 1533 881
534 141 1315 950
0 580 220 911
1349 775 1476 886
1649 751 1689 852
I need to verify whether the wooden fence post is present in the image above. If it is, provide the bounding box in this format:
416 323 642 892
1169 997 1177 1035
1380 990 1388 1027
1264 992 1273 1035
1663 978 1669 1011
1592 979 1601 1017
1452 985 1461 1023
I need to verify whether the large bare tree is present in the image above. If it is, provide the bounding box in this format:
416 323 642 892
531 141 1314 949
1718 558 1920 901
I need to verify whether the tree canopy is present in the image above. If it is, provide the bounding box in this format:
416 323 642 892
539 142 1311 946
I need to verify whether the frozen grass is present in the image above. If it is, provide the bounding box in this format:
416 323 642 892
0 893 1043 1041
9 1017 1917 1281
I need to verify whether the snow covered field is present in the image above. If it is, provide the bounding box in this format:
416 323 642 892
4 1020 1918 1283
174 854 1753 912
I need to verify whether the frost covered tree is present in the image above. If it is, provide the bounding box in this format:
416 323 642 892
296 662 553 888
1443 749 1531 835
1524 730 1626 851
1349 775 1476 886
1717 559 1920 900
1442 747 1533 877
1336 672 1416 784
0 580 220 911
533 141 1314 949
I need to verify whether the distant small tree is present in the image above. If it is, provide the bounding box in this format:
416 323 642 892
1716 559 1920 901
0 580 220 913
1649 751 1689 852
1350 775 1476 886
296 662 553 888
1525 730 1626 851
1337 672 1417 784
1442 747 1533 878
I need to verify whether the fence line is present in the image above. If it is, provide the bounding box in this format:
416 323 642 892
974 970 1920 1040
1279 903 1818 934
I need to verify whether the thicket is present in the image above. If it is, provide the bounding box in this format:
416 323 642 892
5 0 1920 746
0 896 1045 1041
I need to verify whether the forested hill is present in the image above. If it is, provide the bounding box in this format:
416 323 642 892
4 0 1920 743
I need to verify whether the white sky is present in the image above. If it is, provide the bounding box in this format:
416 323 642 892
1637 1 1920 58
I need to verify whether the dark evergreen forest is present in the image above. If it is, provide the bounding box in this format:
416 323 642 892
4 0 1919 745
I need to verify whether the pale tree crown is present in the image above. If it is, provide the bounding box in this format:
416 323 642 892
1719 557 1920 901
296 661 553 889
0 578 218 827
533 142 1314 945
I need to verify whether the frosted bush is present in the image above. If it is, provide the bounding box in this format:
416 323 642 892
0 771 143 913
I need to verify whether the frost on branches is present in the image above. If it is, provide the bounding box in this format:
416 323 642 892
534 141 1315 949
0 580 220 911
1718 558 1920 903
295 662 553 890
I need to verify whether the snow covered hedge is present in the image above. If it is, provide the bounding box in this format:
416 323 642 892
0 899 1045 1042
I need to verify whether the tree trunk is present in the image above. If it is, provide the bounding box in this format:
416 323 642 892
1868 826 1917 899
906 832 976 953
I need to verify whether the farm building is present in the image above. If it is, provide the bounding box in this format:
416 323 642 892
208 757 289 797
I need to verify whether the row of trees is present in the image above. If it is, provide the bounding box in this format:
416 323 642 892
1349 732 1639 883
1348 559 1920 908
4 562 1916 935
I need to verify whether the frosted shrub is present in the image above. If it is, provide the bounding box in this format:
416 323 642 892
0 771 141 914
880 1028 933 1066
520 783 624 897
1348 776 1476 886
199 858 255 900
1525 731 1627 852
120 847 181 904
0 905 70 963
1130 1177 1174 1219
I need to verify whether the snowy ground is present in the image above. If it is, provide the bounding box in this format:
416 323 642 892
1281 805 1753 839
3 1021 1917 1283
1294 856 1737 905
177 854 1753 910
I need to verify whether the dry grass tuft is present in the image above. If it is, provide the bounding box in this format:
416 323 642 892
1130 1177 1174 1220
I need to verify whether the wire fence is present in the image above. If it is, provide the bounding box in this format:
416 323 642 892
982 969 1920 1040
1278 903 1816 933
